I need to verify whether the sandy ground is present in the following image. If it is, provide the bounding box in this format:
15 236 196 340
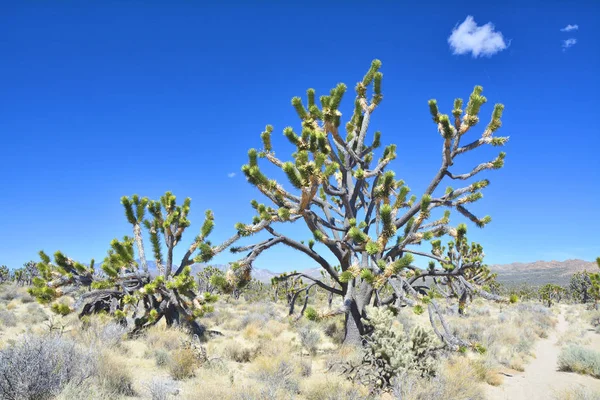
486 305 600 400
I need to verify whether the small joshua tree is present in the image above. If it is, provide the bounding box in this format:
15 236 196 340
570 271 592 304
588 257 600 309
29 192 240 335
426 236 498 315
197 266 225 294
0 266 9 284
226 60 509 345
539 283 565 307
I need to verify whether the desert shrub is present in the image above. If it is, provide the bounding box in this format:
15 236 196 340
0 309 17 327
299 325 321 355
20 291 35 303
588 310 600 328
56 381 114 400
323 320 343 343
299 359 312 377
6 300 19 310
79 318 127 349
0 334 97 400
468 356 503 386
154 348 171 366
251 356 299 394
168 348 198 380
23 302 49 324
145 325 190 351
223 341 257 363
180 366 236 400
393 356 486 400
554 386 600 400
0 285 20 301
145 377 179 400
558 345 600 378
97 351 136 396
300 375 365 400
344 306 440 391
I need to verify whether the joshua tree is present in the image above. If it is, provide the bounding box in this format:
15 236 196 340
11 268 26 286
539 283 565 307
271 272 303 304
225 60 509 345
23 261 39 285
588 257 600 309
0 266 9 284
29 192 242 335
197 266 225 294
423 239 498 315
570 271 592 304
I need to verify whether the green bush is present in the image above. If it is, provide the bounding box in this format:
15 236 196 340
558 345 600 379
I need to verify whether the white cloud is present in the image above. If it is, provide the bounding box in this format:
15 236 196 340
227 172 236 178
562 38 577 50
448 15 508 58
560 24 578 32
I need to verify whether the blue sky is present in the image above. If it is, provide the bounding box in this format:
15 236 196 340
1 1 599 272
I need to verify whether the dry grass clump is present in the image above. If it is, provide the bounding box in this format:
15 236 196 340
180 363 236 400
298 324 321 356
55 381 115 400
22 302 49 325
97 350 136 396
300 374 366 400
76 316 128 350
0 284 21 302
250 354 300 394
0 334 98 400
0 309 17 327
322 319 344 344
222 339 259 363
168 348 200 380
145 324 191 351
558 345 600 378
144 377 180 400
553 386 600 400
468 355 504 386
393 356 486 400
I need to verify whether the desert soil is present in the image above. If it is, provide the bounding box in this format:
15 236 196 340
486 305 600 400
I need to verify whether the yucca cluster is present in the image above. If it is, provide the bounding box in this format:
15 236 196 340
29 60 511 349
29 192 228 335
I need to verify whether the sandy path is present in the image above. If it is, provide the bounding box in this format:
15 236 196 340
486 306 600 400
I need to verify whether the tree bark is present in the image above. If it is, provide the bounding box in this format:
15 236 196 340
342 284 372 345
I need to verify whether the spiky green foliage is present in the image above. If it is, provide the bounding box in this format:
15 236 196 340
28 192 241 336
230 60 509 345
345 306 439 390
539 283 566 307
0 266 10 284
570 271 593 304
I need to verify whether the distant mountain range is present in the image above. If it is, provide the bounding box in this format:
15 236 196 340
489 259 597 286
122 259 598 286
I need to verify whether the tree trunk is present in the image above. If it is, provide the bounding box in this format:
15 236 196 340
164 303 205 336
342 284 372 345
458 290 468 315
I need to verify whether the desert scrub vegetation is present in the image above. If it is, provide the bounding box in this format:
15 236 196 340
0 334 97 400
27 191 248 336
447 300 556 373
224 59 510 349
558 345 600 379
1 60 527 399
553 386 600 400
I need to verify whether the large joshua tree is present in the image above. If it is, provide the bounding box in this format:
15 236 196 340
29 192 241 335
227 60 509 345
